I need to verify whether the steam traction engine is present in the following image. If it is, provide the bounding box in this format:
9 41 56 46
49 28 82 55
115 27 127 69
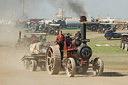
46 16 104 77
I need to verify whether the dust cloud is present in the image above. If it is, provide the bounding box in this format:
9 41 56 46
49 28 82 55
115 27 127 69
0 25 20 47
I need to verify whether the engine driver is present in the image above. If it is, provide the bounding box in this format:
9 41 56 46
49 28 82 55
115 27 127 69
56 30 65 60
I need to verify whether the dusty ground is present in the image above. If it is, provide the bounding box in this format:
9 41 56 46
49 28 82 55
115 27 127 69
0 27 128 85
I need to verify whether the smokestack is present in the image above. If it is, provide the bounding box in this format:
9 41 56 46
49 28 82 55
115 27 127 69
18 31 21 42
80 16 87 44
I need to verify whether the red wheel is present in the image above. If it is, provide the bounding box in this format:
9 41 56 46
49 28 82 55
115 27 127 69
15 42 23 49
117 25 123 30
106 37 111 40
97 29 103 34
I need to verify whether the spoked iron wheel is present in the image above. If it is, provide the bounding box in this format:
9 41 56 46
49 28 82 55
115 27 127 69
29 60 37 71
97 29 103 34
93 58 104 76
49 29 55 35
15 42 23 49
46 46 61 75
106 37 111 40
66 58 76 77
91 25 97 32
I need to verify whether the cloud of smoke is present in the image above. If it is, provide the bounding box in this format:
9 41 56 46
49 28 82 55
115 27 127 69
47 0 87 16
0 0 87 20
66 0 87 16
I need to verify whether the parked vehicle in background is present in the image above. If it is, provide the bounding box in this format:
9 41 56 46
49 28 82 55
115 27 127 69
120 34 128 51
86 22 100 31
45 24 60 35
104 30 122 40
98 23 117 34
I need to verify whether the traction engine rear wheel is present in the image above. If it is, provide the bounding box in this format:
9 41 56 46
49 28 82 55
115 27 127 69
46 46 61 75
66 58 76 77
93 58 104 76
29 60 37 71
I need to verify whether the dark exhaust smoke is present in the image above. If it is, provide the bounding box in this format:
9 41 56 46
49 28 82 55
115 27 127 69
0 0 87 19
47 0 87 16
66 0 87 16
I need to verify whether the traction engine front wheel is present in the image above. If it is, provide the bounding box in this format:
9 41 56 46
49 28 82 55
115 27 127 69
93 58 104 76
66 58 76 77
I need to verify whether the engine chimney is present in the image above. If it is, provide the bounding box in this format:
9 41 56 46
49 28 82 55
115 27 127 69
80 16 88 44
18 31 21 42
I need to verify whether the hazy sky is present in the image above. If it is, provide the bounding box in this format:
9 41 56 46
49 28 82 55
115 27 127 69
0 0 128 20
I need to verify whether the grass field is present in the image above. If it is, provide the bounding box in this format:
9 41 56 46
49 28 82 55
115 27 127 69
47 29 128 72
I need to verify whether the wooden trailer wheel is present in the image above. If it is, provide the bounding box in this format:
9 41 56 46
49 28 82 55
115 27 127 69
29 60 37 71
23 59 30 70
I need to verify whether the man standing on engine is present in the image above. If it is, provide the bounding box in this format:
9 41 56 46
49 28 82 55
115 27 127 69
56 30 65 60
